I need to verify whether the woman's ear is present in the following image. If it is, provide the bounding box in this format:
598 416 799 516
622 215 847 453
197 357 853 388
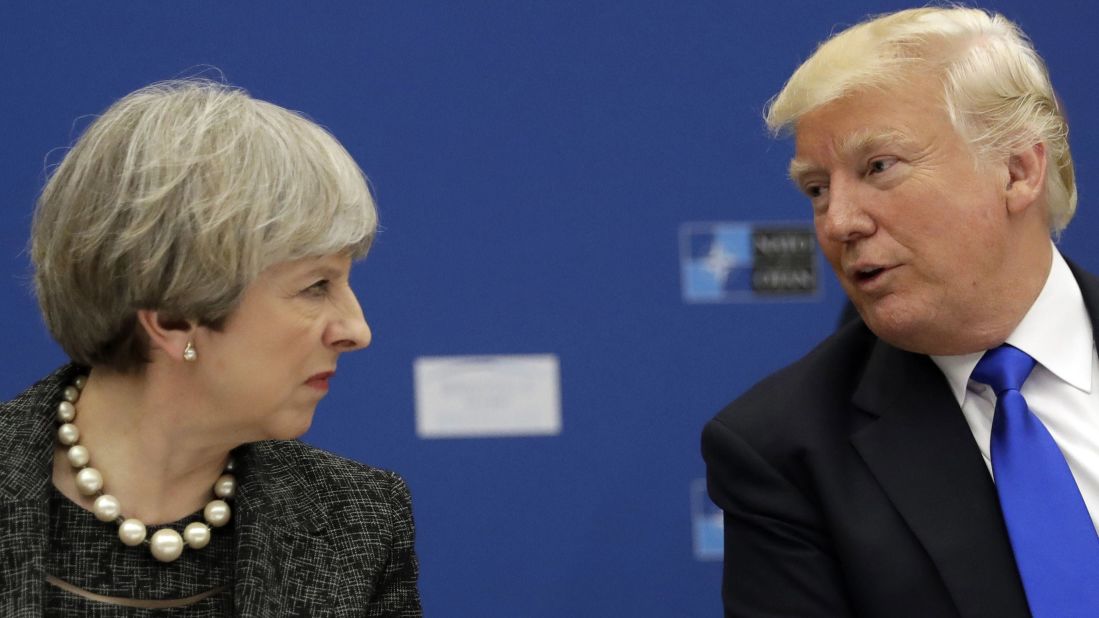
135 309 196 363
1005 142 1047 215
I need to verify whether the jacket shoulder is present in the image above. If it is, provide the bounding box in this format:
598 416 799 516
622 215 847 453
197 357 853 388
0 365 77 418
708 319 878 449
247 441 420 612
249 439 411 513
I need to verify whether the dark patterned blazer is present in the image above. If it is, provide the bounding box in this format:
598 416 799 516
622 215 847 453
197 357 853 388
0 365 422 617
701 263 1099 617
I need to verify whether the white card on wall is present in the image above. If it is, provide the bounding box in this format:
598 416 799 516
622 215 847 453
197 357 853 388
413 354 562 439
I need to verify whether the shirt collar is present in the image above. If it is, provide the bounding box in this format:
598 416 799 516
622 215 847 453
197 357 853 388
931 244 1092 406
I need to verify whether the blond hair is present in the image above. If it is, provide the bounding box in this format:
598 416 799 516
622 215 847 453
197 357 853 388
32 79 377 370
766 7 1074 232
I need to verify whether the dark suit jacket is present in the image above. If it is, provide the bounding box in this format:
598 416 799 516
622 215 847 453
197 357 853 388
0 365 422 617
701 264 1099 617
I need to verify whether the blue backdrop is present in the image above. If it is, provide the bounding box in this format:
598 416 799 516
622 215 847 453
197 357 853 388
3 2 1099 615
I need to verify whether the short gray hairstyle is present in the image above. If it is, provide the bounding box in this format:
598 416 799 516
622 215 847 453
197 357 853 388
765 7 1075 232
32 79 378 371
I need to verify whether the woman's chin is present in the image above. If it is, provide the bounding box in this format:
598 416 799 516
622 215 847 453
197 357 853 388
263 409 317 442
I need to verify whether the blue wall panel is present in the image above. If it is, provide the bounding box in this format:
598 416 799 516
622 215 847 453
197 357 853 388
2 2 1098 615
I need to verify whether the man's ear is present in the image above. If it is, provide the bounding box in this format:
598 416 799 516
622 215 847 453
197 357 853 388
135 309 196 362
1005 142 1047 215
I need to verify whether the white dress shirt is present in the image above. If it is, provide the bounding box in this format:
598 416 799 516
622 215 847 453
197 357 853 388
931 245 1099 531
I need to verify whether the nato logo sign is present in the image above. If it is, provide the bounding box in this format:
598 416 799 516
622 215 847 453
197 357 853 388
679 221 819 303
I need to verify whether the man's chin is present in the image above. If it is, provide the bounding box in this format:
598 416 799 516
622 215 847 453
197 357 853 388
857 300 932 353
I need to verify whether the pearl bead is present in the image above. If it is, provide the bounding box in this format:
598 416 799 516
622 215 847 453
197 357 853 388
57 401 76 422
57 423 79 446
66 445 90 468
93 494 121 522
214 474 236 499
75 467 103 496
150 528 184 562
118 518 147 546
204 499 231 527
74 375 87 390
62 385 80 403
225 457 236 472
183 522 211 549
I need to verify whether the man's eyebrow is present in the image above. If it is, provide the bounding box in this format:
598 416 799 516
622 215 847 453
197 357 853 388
788 129 913 183
838 129 910 158
788 159 817 184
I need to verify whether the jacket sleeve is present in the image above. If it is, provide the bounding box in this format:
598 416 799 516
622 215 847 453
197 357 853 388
701 416 855 618
366 473 422 618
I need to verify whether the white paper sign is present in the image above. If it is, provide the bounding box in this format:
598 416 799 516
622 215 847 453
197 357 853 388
413 354 562 438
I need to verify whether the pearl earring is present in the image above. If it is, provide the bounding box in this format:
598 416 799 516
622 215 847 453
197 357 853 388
183 341 198 362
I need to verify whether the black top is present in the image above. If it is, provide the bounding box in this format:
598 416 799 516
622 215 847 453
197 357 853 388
46 485 234 616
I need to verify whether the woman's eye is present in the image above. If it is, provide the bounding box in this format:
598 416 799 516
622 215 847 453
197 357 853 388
304 280 330 296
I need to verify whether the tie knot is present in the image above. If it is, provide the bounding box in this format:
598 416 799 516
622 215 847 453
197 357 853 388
971 344 1036 395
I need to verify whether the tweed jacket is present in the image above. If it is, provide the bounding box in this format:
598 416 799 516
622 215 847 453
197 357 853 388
0 365 422 617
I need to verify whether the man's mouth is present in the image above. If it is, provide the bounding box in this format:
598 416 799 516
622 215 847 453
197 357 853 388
855 267 886 282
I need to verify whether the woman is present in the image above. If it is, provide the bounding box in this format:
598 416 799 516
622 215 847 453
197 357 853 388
0 80 421 615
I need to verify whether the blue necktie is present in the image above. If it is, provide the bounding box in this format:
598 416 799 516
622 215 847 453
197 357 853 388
972 344 1099 616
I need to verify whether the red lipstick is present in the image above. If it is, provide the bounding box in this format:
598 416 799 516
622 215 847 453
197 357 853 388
306 371 335 391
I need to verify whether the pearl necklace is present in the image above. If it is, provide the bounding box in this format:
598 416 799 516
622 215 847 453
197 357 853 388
55 375 236 563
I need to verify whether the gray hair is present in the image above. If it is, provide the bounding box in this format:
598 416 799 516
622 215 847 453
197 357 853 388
32 79 378 371
765 7 1074 232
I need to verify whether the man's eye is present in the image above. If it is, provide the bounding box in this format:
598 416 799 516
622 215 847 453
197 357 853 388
867 157 897 175
803 184 827 198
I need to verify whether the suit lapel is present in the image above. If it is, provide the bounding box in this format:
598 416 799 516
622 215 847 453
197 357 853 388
1066 260 1099 352
231 443 340 617
850 342 1030 618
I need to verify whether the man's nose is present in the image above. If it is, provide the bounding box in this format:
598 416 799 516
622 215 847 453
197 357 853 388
819 177 876 243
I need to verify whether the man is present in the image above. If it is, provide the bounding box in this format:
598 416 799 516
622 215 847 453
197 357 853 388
702 7 1099 617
